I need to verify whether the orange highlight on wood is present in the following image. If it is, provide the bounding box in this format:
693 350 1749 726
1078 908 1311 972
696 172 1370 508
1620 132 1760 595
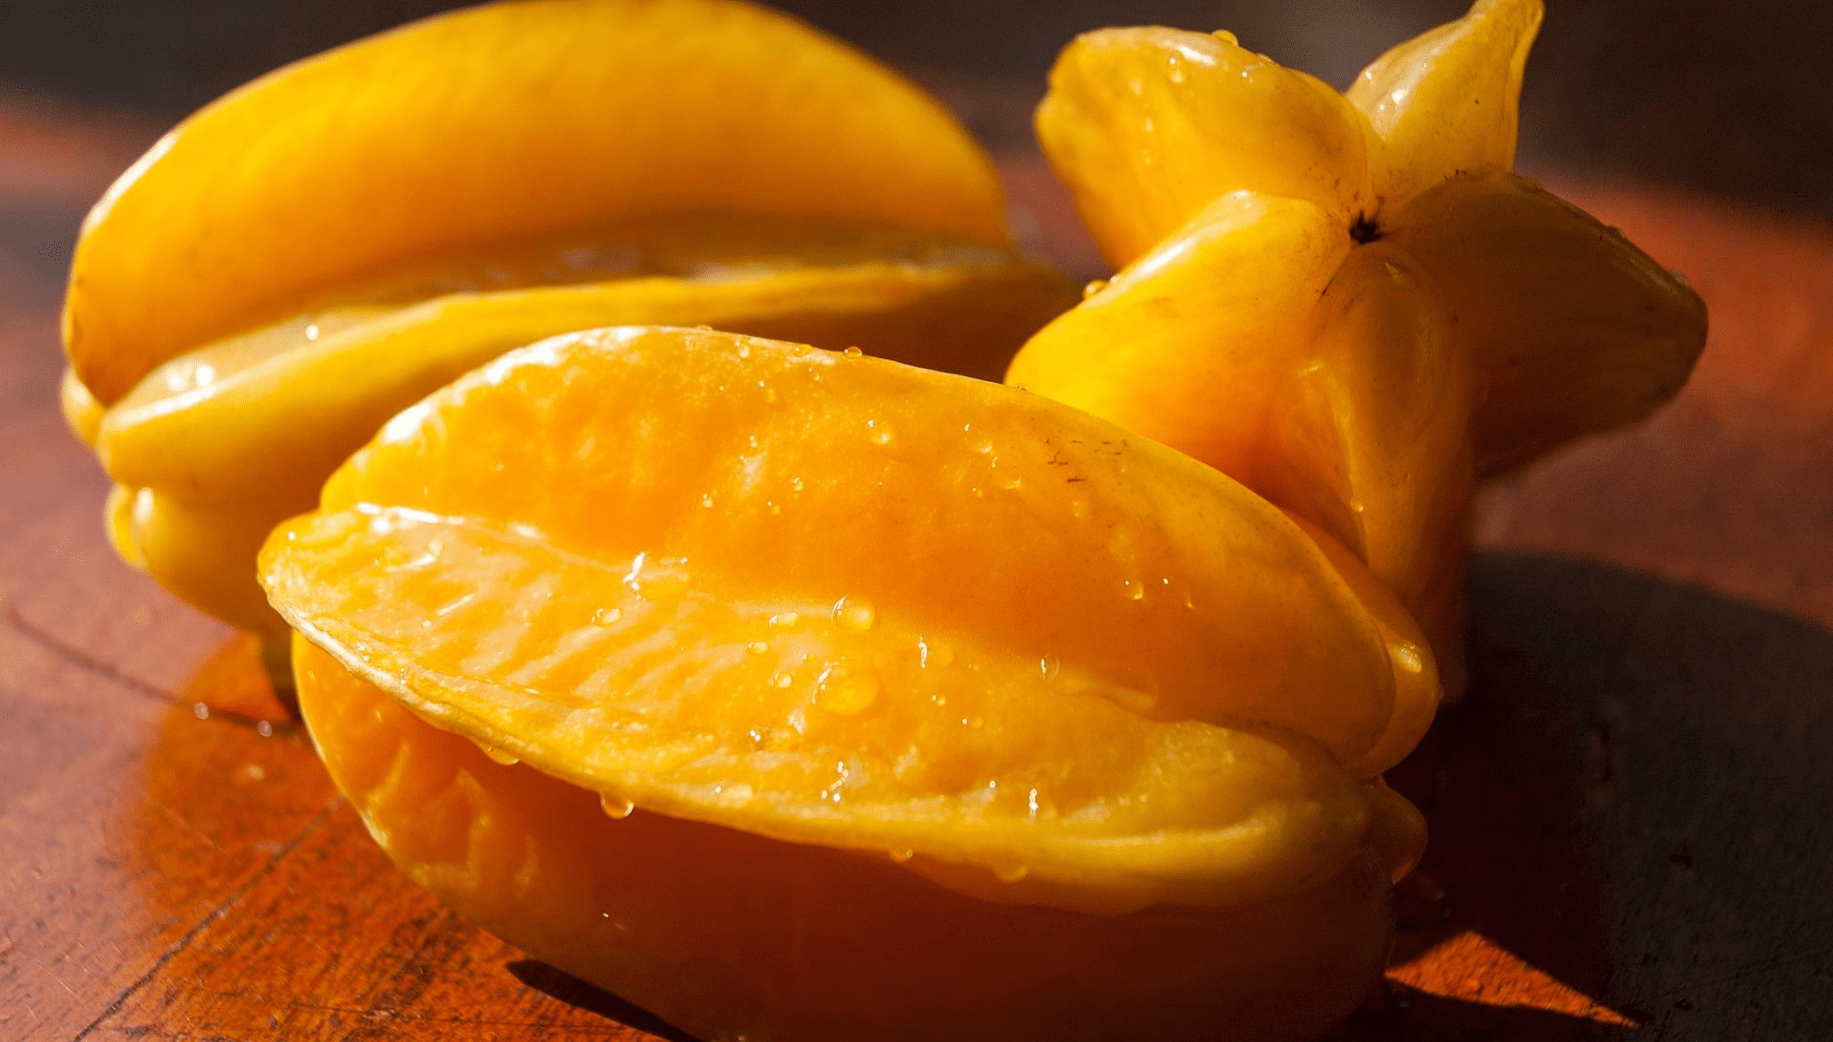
1390 929 1639 1027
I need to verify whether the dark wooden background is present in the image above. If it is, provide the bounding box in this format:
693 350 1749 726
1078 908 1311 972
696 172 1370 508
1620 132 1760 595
4 2 1833 1039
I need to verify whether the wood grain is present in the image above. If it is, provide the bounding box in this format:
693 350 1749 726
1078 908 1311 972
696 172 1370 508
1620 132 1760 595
3 96 1831 1041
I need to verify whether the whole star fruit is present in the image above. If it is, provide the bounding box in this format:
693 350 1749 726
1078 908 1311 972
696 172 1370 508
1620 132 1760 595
62 0 1074 640
1010 0 1706 696
261 325 1435 1042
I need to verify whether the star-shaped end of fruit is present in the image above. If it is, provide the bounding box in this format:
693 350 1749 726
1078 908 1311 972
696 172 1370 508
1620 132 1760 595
1008 0 1706 697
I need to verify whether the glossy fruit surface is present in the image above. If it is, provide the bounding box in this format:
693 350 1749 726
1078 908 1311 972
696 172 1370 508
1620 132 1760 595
267 326 1430 1041
1014 0 1706 691
64 0 1014 406
296 637 1403 1042
65 0 1073 637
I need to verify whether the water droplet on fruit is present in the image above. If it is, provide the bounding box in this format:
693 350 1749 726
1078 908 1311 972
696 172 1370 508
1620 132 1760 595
1038 655 1060 680
701 493 714 508
746 640 770 655
600 794 635 819
817 666 881 715
1123 580 1146 602
832 596 876 631
621 553 648 590
919 637 954 669
769 611 800 628
994 863 1030 883
843 345 863 358
771 671 795 689
889 848 915 863
1082 278 1108 299
867 419 894 446
480 744 519 766
593 607 623 626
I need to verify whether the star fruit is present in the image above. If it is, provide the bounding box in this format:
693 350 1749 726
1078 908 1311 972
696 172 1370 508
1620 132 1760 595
1007 0 1707 694
61 0 1073 642
262 325 1436 1042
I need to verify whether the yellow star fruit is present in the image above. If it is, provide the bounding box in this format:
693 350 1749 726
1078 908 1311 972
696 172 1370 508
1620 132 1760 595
264 325 1434 1042
62 0 1072 641
1009 0 1706 693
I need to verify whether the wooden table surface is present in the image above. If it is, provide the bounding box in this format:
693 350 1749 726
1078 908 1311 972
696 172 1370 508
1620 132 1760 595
4 98 1833 1042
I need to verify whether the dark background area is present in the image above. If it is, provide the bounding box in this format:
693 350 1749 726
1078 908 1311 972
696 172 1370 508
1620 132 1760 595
2 0 1831 221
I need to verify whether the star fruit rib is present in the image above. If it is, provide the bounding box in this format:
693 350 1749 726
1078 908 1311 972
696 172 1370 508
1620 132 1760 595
264 326 1432 1042
63 0 1072 640
1011 0 1706 693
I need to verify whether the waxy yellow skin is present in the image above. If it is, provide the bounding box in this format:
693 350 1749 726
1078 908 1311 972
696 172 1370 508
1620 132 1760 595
267 327 1431 1041
63 0 1073 638
64 0 1016 405
1011 0 1707 694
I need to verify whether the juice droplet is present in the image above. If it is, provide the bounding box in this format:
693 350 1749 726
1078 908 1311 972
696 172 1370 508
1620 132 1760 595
832 596 877 631
771 671 795 689
769 611 800 628
480 744 519 766
1124 580 1146 602
888 848 915 863
621 552 648 592
701 492 714 508
1082 278 1109 299
600 794 635 819
816 666 881 716
994 863 1030 884
746 640 770 655
998 475 1022 491
1038 655 1060 680
918 637 954 669
843 345 863 358
593 606 623 626
867 419 894 446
